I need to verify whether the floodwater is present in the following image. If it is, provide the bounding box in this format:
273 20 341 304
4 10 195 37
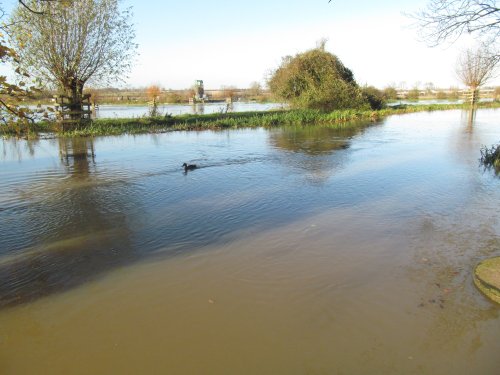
94 101 285 118
0 109 499 374
387 98 494 106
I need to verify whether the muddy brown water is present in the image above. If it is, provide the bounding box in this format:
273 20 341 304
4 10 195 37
0 109 499 374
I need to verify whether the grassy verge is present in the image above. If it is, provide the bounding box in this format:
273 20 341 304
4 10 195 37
2 102 500 138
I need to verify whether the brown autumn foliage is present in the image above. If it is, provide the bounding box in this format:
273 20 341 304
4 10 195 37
146 85 161 102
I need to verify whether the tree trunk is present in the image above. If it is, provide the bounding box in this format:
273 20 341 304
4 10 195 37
470 87 478 106
65 78 85 122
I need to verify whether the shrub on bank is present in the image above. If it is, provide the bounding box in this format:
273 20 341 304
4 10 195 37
268 44 369 111
361 86 386 110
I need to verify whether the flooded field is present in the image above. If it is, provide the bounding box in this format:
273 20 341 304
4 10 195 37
0 109 499 374
93 101 285 118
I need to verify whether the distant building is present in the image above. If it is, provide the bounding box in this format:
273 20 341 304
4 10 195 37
194 80 205 100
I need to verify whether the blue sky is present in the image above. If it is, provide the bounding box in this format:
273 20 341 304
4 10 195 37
3 0 498 90
126 0 492 89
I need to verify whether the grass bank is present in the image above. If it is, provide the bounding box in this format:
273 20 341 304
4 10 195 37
2 102 500 138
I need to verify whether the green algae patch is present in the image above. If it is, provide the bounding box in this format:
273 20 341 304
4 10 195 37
474 257 500 304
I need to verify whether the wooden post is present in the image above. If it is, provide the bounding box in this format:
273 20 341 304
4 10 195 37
53 93 92 131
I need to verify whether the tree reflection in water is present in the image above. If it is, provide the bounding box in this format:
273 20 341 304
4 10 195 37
0 137 134 308
269 123 369 184
465 108 477 134
59 137 96 176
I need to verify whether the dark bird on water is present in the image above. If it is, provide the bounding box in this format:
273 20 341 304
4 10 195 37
182 163 197 172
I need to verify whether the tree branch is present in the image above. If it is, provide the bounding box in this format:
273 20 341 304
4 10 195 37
18 0 62 15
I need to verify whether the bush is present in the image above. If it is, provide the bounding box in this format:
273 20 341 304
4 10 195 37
268 45 368 111
362 86 386 110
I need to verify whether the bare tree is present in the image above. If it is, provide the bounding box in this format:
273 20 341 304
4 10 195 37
221 85 237 100
146 85 161 101
456 45 499 104
425 81 435 95
248 81 262 97
9 0 137 120
414 0 500 49
146 84 161 117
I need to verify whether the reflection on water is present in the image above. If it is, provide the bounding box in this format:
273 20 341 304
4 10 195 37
0 136 135 307
59 137 96 172
270 125 361 154
0 109 500 374
270 123 371 184
463 108 477 134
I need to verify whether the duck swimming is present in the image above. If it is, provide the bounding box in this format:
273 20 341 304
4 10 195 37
182 163 197 171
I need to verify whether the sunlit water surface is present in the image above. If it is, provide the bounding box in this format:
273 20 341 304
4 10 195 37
0 109 499 374
94 101 285 118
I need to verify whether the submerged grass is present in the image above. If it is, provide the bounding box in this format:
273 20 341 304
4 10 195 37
480 143 500 175
2 101 500 138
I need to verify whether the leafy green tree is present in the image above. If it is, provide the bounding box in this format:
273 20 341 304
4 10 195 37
9 0 136 120
268 45 368 111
